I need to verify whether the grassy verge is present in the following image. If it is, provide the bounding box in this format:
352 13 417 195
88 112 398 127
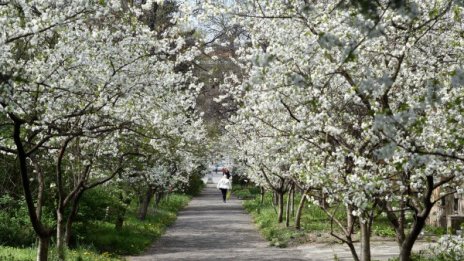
0 246 122 261
243 194 305 248
232 185 260 200
0 193 190 260
75 193 190 255
235 185 409 248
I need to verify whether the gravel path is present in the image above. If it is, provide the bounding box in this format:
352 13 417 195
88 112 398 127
128 182 434 261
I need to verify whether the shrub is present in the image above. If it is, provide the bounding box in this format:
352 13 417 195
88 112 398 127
428 235 464 260
232 185 260 200
183 173 205 196
0 195 36 246
77 186 129 225
424 225 447 236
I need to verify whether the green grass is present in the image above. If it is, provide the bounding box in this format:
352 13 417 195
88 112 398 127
232 185 260 200
0 246 122 261
242 192 311 247
0 193 190 260
237 186 434 248
241 193 342 247
243 197 305 248
423 225 446 236
75 194 190 255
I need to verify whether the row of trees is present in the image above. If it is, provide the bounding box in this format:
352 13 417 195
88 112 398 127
0 1 209 260
190 1 464 261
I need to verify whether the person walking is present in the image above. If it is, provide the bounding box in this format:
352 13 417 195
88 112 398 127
217 170 232 203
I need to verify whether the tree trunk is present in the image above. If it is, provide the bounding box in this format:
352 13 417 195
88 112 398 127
32 158 45 221
399 215 427 261
115 207 126 230
56 209 66 261
12 122 53 261
260 187 265 205
347 241 360 261
138 187 155 220
277 192 284 223
295 192 307 229
360 220 371 261
319 191 327 208
399 176 434 261
152 191 163 215
399 245 412 261
36 173 44 220
397 201 406 247
155 192 163 206
285 191 291 227
345 206 360 261
37 236 50 261
115 192 130 230
273 191 278 206
346 206 355 235
290 185 295 217
55 138 74 261
65 191 83 246
65 209 75 247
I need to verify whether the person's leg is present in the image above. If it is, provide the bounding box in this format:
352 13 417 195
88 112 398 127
220 189 227 202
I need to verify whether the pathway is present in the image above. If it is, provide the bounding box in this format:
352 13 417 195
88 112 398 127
129 177 433 261
128 183 305 260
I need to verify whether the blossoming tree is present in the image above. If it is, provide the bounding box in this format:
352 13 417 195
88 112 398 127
0 1 206 260
190 1 464 261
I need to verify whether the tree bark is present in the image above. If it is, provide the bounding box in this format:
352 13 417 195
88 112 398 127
260 187 265 205
277 191 284 223
398 202 406 246
273 191 278 206
12 121 53 261
346 206 355 235
345 206 360 261
360 219 371 261
295 191 307 229
65 190 83 246
399 176 435 261
347 241 360 261
152 191 164 215
56 209 66 261
290 185 295 217
155 192 163 206
138 187 155 220
37 236 50 261
115 207 126 231
399 214 428 261
115 192 129 230
31 158 45 221
319 191 327 208
285 190 291 227
55 138 74 261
